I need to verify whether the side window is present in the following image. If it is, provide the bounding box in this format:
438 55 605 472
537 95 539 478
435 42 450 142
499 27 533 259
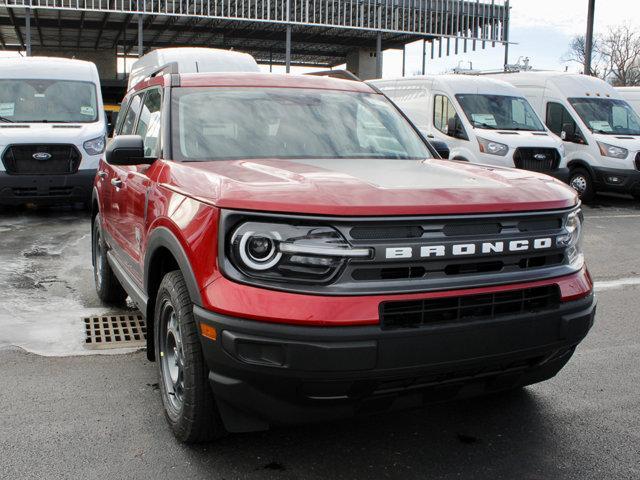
119 93 144 135
135 89 162 158
433 94 459 135
113 99 129 136
546 102 575 136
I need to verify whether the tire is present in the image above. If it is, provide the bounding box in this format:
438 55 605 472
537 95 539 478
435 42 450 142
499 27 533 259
568 167 595 202
155 270 225 443
92 214 128 305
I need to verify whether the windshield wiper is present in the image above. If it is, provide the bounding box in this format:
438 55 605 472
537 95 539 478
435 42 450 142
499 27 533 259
0 116 14 123
474 122 498 130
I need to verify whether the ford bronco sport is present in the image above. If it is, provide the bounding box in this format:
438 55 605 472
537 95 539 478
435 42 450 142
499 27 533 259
92 61 596 443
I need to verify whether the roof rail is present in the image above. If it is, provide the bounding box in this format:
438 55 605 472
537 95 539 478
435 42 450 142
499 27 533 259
306 69 361 82
149 62 179 79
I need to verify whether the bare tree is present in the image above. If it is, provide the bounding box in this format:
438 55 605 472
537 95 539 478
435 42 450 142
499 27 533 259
564 25 640 86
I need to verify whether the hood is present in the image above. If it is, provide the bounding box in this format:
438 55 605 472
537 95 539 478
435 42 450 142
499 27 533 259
592 132 640 151
475 128 562 148
0 122 105 149
159 158 578 216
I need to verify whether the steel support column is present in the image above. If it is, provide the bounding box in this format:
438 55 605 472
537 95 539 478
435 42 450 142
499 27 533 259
375 32 382 79
285 25 291 73
137 14 143 57
422 39 426 75
503 0 510 70
402 45 405 77
25 6 31 56
584 0 596 75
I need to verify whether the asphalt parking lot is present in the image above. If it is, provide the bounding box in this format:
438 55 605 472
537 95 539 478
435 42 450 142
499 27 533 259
1 196 639 480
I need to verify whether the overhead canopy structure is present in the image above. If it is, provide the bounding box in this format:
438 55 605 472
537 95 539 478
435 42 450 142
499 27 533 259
0 0 510 84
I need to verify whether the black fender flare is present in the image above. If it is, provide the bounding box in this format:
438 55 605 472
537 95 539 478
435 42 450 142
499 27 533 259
567 160 596 179
144 227 203 307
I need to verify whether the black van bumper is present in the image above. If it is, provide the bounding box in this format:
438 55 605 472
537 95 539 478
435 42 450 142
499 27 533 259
0 169 96 205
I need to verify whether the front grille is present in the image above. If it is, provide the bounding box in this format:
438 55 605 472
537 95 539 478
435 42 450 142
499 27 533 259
380 285 561 329
2 144 81 175
513 148 560 173
635 152 640 171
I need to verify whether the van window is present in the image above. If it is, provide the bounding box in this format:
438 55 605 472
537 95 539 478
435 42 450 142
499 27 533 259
433 95 459 135
0 79 98 123
119 93 144 135
568 97 640 135
546 102 576 136
455 94 545 131
136 89 162 157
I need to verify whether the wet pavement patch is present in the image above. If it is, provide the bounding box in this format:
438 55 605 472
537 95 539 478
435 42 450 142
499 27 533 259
84 314 146 350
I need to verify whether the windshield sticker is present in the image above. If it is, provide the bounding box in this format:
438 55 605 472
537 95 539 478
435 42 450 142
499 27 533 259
0 103 14 116
589 120 612 132
471 113 497 126
80 106 95 116
34 93 45 98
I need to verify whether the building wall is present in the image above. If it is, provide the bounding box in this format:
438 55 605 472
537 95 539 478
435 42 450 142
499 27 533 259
346 48 380 81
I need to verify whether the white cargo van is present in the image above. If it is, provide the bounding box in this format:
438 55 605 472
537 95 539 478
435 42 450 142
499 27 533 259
493 72 640 201
370 75 568 181
127 47 260 90
616 87 640 116
0 56 106 205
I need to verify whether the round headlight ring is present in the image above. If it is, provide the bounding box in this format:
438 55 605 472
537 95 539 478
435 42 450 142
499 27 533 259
238 231 282 271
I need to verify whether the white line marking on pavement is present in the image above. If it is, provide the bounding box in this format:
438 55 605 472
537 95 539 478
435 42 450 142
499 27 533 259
595 277 640 291
586 214 640 219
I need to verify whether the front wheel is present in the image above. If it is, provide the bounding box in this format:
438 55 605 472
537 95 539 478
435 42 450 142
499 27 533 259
155 270 225 443
569 168 595 202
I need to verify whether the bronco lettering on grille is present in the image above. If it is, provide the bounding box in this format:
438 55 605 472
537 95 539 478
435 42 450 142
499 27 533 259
385 237 553 259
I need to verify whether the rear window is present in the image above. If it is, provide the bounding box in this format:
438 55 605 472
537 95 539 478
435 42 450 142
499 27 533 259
170 87 431 161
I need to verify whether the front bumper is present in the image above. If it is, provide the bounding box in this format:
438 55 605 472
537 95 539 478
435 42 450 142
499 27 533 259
0 169 96 205
196 291 596 432
592 166 640 195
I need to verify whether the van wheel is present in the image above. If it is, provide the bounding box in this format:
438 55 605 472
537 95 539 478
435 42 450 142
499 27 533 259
155 270 226 443
92 214 127 305
569 168 595 201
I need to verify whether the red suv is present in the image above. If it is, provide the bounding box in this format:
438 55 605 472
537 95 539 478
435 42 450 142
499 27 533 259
92 69 596 443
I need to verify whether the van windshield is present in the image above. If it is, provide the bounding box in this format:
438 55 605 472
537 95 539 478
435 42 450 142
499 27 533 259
171 87 432 161
569 97 640 135
455 94 545 131
0 79 98 123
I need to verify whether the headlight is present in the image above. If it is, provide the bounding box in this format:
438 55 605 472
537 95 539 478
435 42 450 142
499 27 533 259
597 141 628 159
229 222 372 283
83 135 106 155
477 137 509 156
556 210 584 269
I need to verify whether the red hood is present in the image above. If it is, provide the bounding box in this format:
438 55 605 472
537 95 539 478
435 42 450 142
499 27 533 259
157 158 577 216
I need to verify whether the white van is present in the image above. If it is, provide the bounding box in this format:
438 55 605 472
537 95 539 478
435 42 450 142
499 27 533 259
127 47 260 90
616 87 640 116
0 56 106 205
492 72 640 201
370 75 568 182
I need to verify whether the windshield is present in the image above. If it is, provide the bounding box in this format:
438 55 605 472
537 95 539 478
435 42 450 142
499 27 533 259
569 97 640 135
171 87 432 161
0 79 98 123
455 94 545 131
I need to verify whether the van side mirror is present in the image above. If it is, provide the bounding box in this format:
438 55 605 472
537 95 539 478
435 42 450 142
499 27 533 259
105 135 147 166
561 122 576 142
447 117 466 140
430 140 450 159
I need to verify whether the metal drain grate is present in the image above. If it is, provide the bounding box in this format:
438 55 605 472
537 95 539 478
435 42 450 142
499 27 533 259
84 314 146 350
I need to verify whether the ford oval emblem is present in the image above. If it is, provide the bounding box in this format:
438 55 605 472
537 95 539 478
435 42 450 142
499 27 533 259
534 153 547 160
32 152 52 161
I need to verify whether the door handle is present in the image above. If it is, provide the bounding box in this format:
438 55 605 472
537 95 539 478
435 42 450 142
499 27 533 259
111 178 123 188
427 134 435 139
97 170 107 179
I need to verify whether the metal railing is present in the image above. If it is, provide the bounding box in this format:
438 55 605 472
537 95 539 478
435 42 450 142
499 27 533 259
1 0 509 39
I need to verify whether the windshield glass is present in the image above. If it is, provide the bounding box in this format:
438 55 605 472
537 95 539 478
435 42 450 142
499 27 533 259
569 97 640 135
455 94 545 131
171 87 432 161
0 79 98 123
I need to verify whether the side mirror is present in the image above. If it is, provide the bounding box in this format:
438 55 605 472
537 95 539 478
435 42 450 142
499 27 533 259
430 140 450 159
105 135 147 166
561 122 576 142
447 117 466 139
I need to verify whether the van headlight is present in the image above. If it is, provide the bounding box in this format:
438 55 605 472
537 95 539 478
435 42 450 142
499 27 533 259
229 222 371 283
477 137 509 156
83 135 106 155
597 141 628 159
556 210 584 269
